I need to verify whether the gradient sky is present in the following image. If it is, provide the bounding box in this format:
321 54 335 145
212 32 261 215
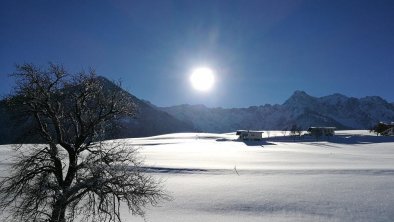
1 0 393 108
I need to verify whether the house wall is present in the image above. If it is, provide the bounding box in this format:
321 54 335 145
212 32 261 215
309 128 335 136
248 132 262 140
239 132 262 140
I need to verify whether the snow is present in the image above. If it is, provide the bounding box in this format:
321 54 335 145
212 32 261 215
1 130 394 221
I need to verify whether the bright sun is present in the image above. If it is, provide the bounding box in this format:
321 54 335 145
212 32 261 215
190 67 215 92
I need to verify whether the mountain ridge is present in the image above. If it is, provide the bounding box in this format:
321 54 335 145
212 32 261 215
1 78 394 144
160 91 394 132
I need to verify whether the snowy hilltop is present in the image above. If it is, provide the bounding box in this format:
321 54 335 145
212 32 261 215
4 131 394 221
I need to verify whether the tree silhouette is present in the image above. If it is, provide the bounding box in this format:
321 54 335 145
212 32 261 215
0 63 167 222
371 122 392 136
290 124 302 140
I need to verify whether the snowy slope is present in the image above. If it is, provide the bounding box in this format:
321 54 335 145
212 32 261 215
2 131 393 221
130 132 394 222
119 131 394 221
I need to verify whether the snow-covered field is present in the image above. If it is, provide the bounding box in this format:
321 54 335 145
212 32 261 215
1 130 394 221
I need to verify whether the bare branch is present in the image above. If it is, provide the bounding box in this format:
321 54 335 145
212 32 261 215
0 63 167 222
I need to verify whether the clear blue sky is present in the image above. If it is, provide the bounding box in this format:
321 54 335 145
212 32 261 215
1 0 393 108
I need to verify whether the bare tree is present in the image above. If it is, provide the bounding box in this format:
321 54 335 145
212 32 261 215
371 122 392 136
281 127 288 137
290 124 302 141
0 63 167 222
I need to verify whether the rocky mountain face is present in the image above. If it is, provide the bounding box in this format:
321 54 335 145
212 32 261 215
0 77 194 144
161 91 394 132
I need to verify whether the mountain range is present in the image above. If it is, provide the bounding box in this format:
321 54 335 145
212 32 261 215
1 77 393 144
160 90 394 132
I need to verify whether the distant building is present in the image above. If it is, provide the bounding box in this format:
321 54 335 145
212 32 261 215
236 130 264 140
307 127 336 137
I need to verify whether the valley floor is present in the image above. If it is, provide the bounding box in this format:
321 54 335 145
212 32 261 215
1 130 394 221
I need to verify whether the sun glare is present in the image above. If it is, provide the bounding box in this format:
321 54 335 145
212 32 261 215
190 67 215 92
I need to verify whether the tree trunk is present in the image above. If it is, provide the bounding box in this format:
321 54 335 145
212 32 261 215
50 200 67 222
64 151 77 187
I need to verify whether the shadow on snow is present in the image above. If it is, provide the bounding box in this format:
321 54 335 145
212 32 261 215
140 166 208 174
268 135 394 145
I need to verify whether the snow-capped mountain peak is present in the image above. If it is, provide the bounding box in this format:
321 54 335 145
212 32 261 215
162 91 394 131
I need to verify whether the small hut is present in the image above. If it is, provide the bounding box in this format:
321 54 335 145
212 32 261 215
236 130 264 140
307 127 336 137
